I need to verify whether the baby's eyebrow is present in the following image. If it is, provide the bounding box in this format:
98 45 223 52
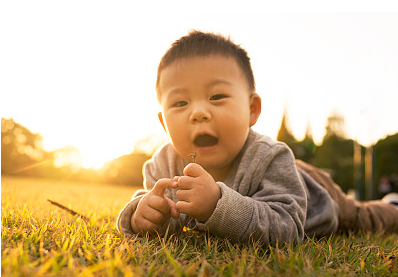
205 79 234 89
166 87 187 97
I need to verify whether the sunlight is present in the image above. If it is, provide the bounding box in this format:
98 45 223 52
53 146 83 172
80 154 107 170
79 147 121 170
52 146 111 170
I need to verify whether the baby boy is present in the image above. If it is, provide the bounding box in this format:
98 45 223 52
117 31 398 245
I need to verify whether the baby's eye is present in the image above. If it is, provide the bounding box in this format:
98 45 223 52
210 94 227 101
173 101 188 107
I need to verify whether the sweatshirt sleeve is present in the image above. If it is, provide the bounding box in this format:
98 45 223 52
116 143 186 237
116 190 146 236
195 142 307 245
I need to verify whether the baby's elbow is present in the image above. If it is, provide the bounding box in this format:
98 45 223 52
273 223 304 246
247 221 304 247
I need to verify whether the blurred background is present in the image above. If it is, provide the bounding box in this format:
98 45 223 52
1 2 398 200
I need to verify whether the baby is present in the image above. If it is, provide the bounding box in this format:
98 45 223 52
117 31 398 245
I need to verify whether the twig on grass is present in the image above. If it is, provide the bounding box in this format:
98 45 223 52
47 199 89 223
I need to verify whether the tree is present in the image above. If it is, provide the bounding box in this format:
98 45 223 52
1 118 86 180
102 152 151 186
276 111 316 163
1 118 47 176
373 133 398 192
324 112 346 139
295 123 316 163
314 112 354 192
277 110 296 145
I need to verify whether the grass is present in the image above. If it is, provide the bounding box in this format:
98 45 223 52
2 175 398 276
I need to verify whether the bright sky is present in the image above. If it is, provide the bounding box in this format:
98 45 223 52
1 2 398 169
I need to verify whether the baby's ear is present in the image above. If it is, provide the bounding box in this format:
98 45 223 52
249 93 261 127
158 112 167 132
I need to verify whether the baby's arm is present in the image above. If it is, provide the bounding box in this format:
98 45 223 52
131 178 179 234
193 148 307 245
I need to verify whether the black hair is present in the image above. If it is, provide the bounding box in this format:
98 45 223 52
156 30 255 98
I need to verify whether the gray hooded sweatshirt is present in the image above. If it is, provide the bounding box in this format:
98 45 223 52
117 129 339 245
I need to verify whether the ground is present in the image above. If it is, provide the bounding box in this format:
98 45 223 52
2 175 398 276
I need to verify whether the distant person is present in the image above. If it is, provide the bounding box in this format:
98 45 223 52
117 31 398 245
390 173 398 193
378 176 393 198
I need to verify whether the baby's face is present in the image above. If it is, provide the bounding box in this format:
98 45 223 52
158 55 260 178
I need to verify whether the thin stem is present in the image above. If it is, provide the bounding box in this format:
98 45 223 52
188 152 197 163
47 199 89 223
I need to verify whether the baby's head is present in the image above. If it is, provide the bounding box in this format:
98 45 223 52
156 30 256 101
156 31 261 181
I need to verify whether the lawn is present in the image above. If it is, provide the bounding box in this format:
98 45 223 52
2 175 398 276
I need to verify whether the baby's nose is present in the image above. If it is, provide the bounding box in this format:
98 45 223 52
190 106 211 123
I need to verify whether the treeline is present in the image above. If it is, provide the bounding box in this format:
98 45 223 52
277 112 398 198
2 116 398 197
1 118 153 187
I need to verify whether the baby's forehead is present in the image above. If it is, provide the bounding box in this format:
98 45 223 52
157 55 251 102
161 55 246 83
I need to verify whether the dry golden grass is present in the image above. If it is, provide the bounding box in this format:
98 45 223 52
1 175 137 219
2 175 398 276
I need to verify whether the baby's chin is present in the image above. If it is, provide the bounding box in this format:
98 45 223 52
197 154 234 168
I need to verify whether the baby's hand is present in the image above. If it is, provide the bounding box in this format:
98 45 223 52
175 163 221 222
131 178 179 234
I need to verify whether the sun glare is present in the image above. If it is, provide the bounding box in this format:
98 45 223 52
52 146 83 172
81 155 107 170
78 149 109 170
51 145 111 170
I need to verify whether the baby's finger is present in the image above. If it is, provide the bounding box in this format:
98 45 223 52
183 163 206 178
176 187 192 202
147 196 170 217
176 175 194 190
166 197 180 219
132 213 161 233
152 178 177 196
175 200 191 215
143 208 168 226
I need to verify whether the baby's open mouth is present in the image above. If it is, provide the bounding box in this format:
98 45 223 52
194 134 219 147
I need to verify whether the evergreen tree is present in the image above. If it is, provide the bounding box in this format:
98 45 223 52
314 113 354 192
276 110 296 145
276 110 316 163
297 122 316 163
